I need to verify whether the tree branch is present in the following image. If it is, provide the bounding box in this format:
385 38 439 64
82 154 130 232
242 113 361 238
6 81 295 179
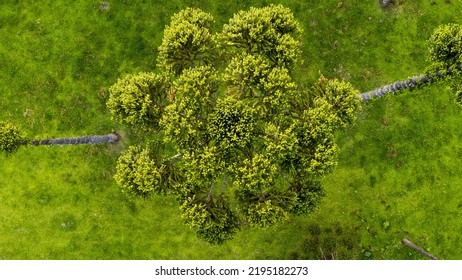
207 182 215 202
402 238 439 260
221 173 228 194
165 153 183 164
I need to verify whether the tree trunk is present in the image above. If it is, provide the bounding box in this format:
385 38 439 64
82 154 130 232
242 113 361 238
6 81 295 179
357 64 462 101
402 238 439 260
357 74 425 101
28 133 119 146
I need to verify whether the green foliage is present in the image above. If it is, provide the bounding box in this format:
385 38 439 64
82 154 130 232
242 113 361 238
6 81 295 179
180 194 240 244
237 188 297 227
182 145 225 184
428 23 462 67
114 145 172 197
223 53 296 117
292 105 339 176
107 72 170 129
263 123 299 166
0 121 24 155
427 24 462 107
261 66 297 114
311 75 362 129
232 154 297 227
289 178 325 215
233 153 278 192
161 65 218 149
219 4 302 69
157 8 216 75
245 199 289 228
208 96 255 152
224 53 271 96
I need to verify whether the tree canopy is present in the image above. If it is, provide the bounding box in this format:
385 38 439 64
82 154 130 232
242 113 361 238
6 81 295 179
157 7 216 75
427 23 462 105
428 23 462 68
0 121 24 155
218 4 302 69
109 4 361 244
106 72 170 130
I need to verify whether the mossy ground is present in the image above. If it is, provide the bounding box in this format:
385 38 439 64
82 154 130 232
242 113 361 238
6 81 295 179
1 0 461 259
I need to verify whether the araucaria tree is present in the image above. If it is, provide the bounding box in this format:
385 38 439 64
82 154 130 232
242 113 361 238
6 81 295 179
108 5 361 244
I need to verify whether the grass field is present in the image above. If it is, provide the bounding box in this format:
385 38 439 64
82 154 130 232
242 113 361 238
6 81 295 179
1 0 462 259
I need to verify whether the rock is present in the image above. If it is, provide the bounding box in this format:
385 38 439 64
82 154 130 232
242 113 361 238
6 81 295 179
379 0 392 7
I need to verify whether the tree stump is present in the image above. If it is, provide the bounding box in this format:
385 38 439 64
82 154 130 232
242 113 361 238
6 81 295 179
100 2 110 12
379 0 392 7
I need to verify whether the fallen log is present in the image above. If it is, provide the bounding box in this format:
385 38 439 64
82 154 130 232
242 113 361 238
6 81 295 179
402 238 438 260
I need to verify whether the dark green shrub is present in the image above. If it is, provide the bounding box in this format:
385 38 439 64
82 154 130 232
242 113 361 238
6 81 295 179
0 121 24 155
428 23 462 66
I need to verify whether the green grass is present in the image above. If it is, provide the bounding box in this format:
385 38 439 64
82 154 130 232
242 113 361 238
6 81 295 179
319 84 462 259
1 0 462 259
